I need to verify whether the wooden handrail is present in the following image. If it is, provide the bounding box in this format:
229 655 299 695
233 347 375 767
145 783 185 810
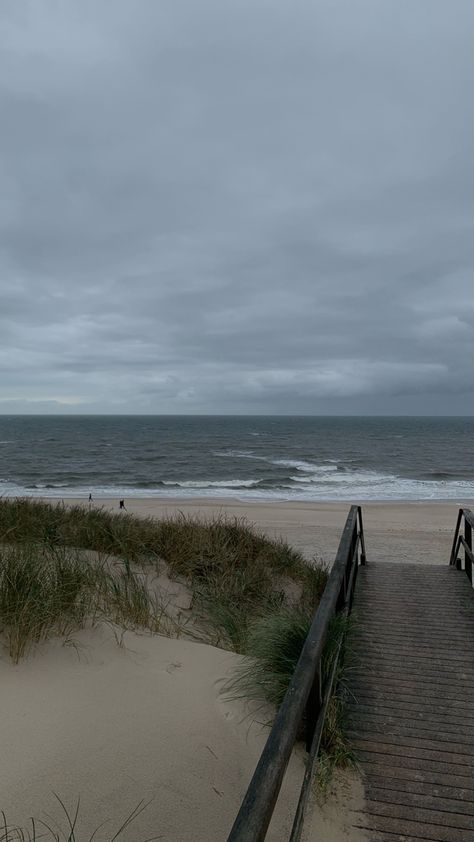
450 508 474 586
226 505 366 842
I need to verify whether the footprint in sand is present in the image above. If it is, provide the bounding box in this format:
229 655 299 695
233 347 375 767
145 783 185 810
166 661 182 674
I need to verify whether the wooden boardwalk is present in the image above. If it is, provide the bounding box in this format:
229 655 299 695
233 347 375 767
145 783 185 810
346 561 474 842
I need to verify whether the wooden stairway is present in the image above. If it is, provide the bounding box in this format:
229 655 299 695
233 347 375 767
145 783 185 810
346 561 474 842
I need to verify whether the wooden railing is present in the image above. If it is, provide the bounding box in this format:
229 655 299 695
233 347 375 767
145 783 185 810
450 508 474 586
227 505 366 842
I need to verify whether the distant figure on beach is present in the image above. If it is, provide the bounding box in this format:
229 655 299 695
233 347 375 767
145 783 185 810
88 493 93 503
119 499 126 510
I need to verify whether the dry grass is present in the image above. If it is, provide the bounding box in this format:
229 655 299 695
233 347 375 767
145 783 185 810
1 795 161 841
0 498 327 661
0 543 168 663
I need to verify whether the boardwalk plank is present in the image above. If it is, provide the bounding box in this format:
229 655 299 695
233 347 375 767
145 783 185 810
347 562 474 842
365 776 474 801
361 762 474 792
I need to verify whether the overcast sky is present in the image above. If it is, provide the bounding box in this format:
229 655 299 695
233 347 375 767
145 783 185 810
1 1 473 415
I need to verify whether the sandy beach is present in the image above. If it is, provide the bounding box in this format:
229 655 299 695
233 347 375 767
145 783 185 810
2 497 472 840
66 496 474 566
0 627 309 841
0 624 364 842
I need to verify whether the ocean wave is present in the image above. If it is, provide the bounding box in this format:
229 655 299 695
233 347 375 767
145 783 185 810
271 458 332 473
213 449 257 459
161 479 261 489
2 468 474 502
215 450 340 474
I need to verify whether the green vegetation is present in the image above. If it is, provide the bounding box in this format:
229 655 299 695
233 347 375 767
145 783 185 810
223 606 314 708
223 609 354 789
0 497 351 798
0 497 326 661
315 615 355 790
0 542 165 663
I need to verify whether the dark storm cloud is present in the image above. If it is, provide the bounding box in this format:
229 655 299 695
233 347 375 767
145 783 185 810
1 0 473 413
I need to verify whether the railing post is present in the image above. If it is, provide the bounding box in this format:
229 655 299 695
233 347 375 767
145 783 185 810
305 663 321 751
448 510 474 587
450 508 463 566
357 506 367 565
465 518 473 585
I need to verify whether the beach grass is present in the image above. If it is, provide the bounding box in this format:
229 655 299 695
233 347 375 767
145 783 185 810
0 497 351 803
1 795 161 841
222 608 354 786
0 542 166 663
222 605 314 708
0 497 326 661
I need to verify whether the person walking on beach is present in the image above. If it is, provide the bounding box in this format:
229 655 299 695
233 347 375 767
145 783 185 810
88 493 93 503
119 499 126 510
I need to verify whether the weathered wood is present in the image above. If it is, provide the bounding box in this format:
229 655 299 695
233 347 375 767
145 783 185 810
347 711 474 737
362 761 474 792
226 506 365 842
347 560 474 842
347 700 474 727
348 686 474 713
366 775 474 801
450 508 474 587
366 786 474 817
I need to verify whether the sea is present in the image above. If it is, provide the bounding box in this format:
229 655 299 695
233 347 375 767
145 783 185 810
0 415 473 502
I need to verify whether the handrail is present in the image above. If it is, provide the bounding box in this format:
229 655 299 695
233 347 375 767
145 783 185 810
227 505 366 842
450 508 474 586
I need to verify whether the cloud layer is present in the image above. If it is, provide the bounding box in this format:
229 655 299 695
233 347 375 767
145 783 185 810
1 0 473 413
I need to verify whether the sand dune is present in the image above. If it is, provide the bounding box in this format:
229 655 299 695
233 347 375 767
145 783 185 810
65 497 474 566
4 497 471 839
1 621 368 841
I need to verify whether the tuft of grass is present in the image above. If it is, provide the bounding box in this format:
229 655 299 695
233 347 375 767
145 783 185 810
222 606 354 787
223 606 313 708
0 499 313 584
0 544 168 662
0 794 162 841
0 499 327 659
0 544 93 663
315 615 355 791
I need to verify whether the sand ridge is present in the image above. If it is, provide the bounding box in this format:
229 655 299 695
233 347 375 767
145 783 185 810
62 496 474 565
4 498 471 839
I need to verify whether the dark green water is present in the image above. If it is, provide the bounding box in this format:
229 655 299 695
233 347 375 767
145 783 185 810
0 415 473 501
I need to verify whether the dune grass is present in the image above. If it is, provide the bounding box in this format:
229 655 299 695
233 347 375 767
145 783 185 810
0 542 167 663
0 497 326 661
0 497 308 575
0 497 352 799
223 606 314 707
1 796 161 841
223 608 354 788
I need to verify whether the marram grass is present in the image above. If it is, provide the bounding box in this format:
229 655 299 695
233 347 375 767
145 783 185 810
0 497 350 797
223 608 354 787
0 543 167 663
0 497 327 661
1 795 162 841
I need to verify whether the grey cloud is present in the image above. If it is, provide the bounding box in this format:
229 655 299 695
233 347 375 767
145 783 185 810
1 0 473 414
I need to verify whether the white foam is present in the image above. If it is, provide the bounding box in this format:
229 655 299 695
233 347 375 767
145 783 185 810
1 467 474 502
162 479 260 489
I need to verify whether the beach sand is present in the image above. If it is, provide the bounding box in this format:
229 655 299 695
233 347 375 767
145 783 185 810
3 497 471 840
66 496 473 566
0 627 303 840
0 622 364 841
